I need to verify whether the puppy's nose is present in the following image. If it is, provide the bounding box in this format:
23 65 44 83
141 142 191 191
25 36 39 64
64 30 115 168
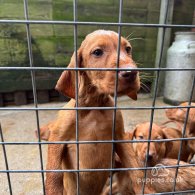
119 70 138 82
147 154 153 161
147 152 155 161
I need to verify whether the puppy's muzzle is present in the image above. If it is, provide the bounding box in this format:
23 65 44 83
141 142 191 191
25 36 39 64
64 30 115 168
119 70 138 82
147 153 153 161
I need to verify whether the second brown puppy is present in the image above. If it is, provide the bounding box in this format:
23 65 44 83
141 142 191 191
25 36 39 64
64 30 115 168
132 122 192 166
102 122 195 194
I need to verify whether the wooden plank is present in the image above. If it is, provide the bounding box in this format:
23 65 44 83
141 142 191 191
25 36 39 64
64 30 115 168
37 90 49 103
14 91 27 106
3 93 13 102
0 93 3 107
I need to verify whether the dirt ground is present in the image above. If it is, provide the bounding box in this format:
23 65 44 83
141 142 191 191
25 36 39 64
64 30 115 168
0 94 194 195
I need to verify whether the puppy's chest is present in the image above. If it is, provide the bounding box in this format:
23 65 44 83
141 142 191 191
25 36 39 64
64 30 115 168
78 110 120 140
64 110 123 170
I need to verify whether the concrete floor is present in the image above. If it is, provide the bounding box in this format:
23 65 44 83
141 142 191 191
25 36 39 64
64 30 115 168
0 94 193 195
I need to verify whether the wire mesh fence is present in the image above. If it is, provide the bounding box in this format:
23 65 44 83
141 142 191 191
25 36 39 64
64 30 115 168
0 0 195 194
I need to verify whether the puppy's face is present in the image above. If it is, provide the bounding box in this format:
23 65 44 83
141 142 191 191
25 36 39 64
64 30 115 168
56 30 140 100
132 122 167 167
81 30 140 98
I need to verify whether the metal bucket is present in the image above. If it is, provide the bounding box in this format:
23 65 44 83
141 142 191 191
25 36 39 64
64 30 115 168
164 32 195 105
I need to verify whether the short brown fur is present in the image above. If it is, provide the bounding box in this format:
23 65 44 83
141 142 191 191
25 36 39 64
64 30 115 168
45 30 155 195
132 122 192 166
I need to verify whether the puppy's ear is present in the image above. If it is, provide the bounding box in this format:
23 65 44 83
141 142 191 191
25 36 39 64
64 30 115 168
131 127 138 152
162 131 173 157
127 90 137 100
131 126 138 139
55 49 82 98
189 121 195 134
128 131 134 140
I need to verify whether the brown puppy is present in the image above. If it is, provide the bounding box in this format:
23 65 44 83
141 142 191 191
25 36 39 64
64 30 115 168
132 122 192 166
45 30 154 195
162 127 193 162
103 159 195 194
164 102 195 161
103 129 195 194
149 158 195 192
188 121 195 154
132 122 169 167
165 102 195 123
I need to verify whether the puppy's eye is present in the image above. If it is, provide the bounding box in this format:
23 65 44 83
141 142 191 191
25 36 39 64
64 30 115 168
138 135 143 139
92 49 103 57
125 46 132 54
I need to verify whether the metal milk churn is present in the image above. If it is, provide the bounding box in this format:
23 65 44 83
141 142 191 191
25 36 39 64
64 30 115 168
164 32 195 105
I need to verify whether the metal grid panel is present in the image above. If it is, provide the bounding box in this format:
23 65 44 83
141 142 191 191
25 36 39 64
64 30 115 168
0 0 195 194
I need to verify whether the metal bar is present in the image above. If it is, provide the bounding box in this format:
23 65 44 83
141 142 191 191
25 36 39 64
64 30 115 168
73 0 80 194
1 1 195 195
0 19 195 28
1 67 195 71
146 190 195 195
0 136 195 145
1 105 195 111
172 75 195 192
109 1 123 194
0 124 12 195
0 163 195 173
23 0 45 194
142 0 170 193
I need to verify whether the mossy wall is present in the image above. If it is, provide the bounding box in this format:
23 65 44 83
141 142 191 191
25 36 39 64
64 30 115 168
0 0 194 92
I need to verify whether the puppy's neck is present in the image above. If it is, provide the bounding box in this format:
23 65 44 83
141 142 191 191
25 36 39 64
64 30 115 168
78 87 110 107
78 74 110 107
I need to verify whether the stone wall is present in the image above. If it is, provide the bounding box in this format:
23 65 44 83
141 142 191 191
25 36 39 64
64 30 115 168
0 0 194 94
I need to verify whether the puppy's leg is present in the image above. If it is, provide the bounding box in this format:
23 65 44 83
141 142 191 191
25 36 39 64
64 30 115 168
101 182 119 195
116 142 155 194
46 143 65 195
